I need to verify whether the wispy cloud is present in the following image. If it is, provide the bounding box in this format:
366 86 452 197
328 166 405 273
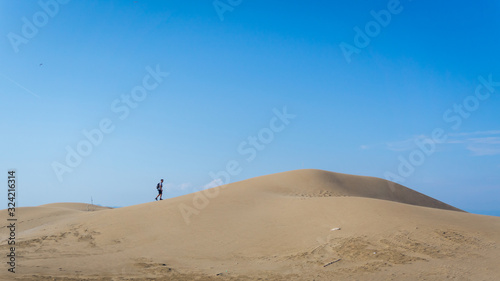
178 182 192 190
0 73 40 98
165 182 193 191
447 131 500 156
361 130 500 156
360 135 427 152
385 135 428 152
360 143 381 150
165 179 223 194
466 145 500 156
448 130 500 137
203 179 223 190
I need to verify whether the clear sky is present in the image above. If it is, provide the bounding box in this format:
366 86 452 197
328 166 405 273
1 0 499 216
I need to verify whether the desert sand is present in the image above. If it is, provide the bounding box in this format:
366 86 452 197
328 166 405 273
1 169 499 280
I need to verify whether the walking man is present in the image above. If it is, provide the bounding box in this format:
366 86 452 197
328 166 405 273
155 179 164 201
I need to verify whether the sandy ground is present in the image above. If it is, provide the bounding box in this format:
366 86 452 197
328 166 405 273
1 169 499 280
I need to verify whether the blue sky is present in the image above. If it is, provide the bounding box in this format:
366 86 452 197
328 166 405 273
1 0 499 216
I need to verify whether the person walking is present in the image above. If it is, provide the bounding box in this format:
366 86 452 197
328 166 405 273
155 179 164 201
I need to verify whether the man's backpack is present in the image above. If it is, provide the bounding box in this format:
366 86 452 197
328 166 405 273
156 183 161 190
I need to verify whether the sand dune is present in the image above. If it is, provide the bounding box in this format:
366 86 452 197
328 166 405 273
1 169 499 280
227 169 463 211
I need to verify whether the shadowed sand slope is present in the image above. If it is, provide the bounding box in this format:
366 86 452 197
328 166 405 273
1 170 498 281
